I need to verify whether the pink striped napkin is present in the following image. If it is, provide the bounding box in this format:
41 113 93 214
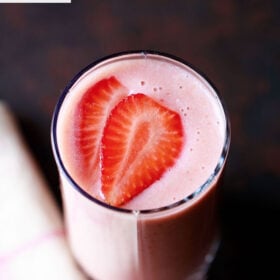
0 102 86 279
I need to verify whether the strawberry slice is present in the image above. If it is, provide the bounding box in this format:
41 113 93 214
73 76 128 190
101 93 184 206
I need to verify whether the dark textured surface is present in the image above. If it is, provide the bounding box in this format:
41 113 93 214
0 1 279 279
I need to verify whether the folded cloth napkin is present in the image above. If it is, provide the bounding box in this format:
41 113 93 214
0 102 86 280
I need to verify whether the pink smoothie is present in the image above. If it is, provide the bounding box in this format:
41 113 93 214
53 52 229 280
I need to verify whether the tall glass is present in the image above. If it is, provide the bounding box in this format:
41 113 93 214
51 51 230 280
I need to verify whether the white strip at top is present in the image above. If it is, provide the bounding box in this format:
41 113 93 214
0 0 71 3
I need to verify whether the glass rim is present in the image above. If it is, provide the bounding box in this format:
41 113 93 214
51 50 231 215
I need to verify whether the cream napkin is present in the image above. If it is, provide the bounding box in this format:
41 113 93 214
0 102 86 280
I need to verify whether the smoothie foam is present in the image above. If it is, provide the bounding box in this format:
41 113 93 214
56 52 226 210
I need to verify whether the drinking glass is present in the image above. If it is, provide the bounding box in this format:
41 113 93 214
51 51 231 280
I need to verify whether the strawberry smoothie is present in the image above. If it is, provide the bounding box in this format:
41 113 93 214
52 51 230 280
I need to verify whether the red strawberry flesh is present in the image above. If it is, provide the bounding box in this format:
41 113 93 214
73 76 128 191
101 93 184 206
